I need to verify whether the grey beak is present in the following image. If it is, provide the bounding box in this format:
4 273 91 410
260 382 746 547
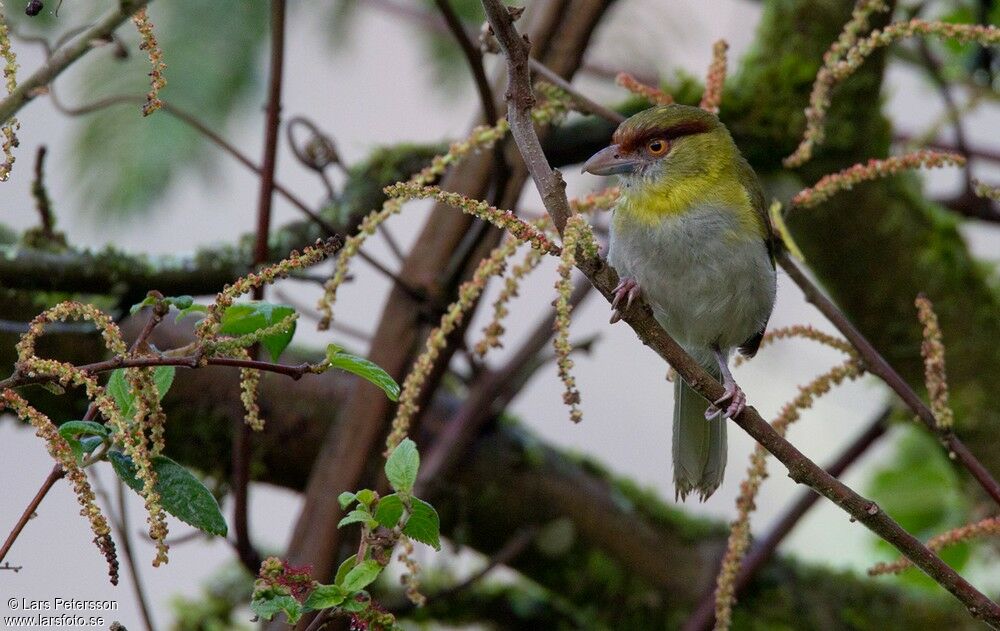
581 144 640 176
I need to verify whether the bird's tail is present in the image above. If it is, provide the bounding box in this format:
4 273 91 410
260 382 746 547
672 363 727 501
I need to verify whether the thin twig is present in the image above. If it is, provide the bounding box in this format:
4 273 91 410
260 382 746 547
395 526 537 614
114 478 156 631
417 277 592 494
917 39 973 194
0 465 65 564
684 406 892 631
481 2 1000 625
0 354 319 391
48 91 423 300
31 145 55 238
529 57 623 123
0 0 151 124
433 0 496 125
231 0 287 577
777 252 1000 507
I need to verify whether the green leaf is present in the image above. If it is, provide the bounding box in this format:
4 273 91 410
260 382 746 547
339 595 369 613
338 491 357 510
384 438 419 493
220 302 297 361
79 436 103 453
109 452 228 536
251 593 303 624
340 560 382 593
337 509 373 529
107 370 132 418
59 420 110 439
374 493 404 528
130 296 156 315
106 366 176 420
59 421 110 464
130 294 195 315
355 489 377 507
153 366 176 401
404 497 441 551
304 584 345 609
325 344 400 401
175 303 209 323
334 556 357 587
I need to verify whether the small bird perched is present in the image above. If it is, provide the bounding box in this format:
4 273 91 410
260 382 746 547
583 104 776 501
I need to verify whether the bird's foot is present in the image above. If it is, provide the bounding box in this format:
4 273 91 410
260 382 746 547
705 379 746 420
609 277 641 324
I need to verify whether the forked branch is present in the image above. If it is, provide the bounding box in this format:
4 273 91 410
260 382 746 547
480 1 1000 626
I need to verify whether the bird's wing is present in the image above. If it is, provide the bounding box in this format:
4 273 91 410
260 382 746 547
736 155 776 266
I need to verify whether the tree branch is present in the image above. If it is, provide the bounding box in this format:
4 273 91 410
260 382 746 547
0 0 151 124
480 1 1000 626
684 406 892 631
777 252 1000 507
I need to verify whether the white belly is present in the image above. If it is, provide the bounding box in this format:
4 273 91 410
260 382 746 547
608 205 776 366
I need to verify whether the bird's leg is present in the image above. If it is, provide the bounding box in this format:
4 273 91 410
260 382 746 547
609 277 641 324
704 346 746 420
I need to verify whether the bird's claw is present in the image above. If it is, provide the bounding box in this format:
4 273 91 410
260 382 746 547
609 277 641 324
705 381 746 420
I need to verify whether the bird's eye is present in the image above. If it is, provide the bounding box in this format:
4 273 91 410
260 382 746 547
646 138 669 156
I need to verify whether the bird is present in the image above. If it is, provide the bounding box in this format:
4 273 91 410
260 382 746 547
582 104 776 501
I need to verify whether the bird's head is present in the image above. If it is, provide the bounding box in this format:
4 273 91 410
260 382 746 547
582 104 736 196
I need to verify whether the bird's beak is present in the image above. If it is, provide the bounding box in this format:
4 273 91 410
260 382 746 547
581 144 639 176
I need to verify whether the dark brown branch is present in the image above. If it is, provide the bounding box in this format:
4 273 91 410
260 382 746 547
777 252 1000 507
0 0 151 124
31 146 55 238
684 406 893 631
417 277 592 493
433 0 496 126
395 526 537 615
0 355 319 391
113 479 156 631
0 465 65 564
916 40 973 194
232 0 287 577
481 1 1000 625
47 92 420 300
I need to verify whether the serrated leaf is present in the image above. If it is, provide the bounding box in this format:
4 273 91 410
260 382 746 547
337 509 373 529
220 302 297 361
340 560 382 594
374 493 404 528
325 344 400 401
251 593 303 624
107 369 132 418
153 366 175 401
109 452 227 536
404 497 441 550
384 438 419 493
304 584 346 609
338 491 357 510
334 556 357 587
